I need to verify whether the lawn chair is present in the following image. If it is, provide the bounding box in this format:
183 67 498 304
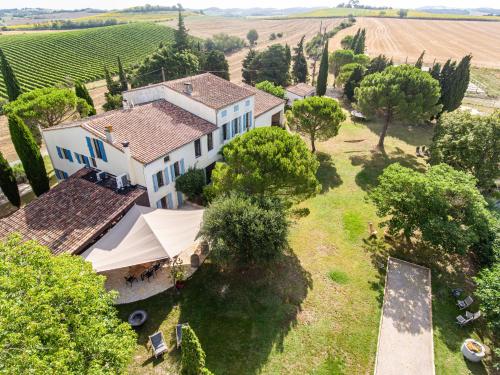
176 323 189 348
149 332 168 358
466 310 481 322
457 296 473 310
456 314 471 326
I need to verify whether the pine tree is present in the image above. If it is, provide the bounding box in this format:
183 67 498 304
117 57 128 92
181 325 208 375
292 36 308 83
353 29 366 54
415 50 425 69
316 40 329 96
8 115 49 196
203 50 230 80
344 65 364 102
0 151 20 208
174 9 190 52
74 82 96 116
448 54 472 112
366 54 391 75
0 48 22 101
242 49 258 85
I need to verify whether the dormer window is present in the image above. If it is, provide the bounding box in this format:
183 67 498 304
221 110 227 117
234 104 239 112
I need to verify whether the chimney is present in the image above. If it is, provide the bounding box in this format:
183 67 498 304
104 125 114 143
184 82 193 96
122 141 137 185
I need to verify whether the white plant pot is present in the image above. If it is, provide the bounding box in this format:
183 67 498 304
461 339 485 362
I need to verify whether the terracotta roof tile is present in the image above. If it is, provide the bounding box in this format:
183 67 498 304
164 73 254 109
286 82 316 97
0 169 146 255
236 83 286 117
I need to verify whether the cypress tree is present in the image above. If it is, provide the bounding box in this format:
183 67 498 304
344 65 364 102
430 61 441 81
181 325 207 375
292 36 309 83
448 54 472 112
285 43 292 71
353 29 366 54
316 40 329 96
366 54 391 75
350 29 361 50
174 9 189 52
104 66 120 95
439 59 457 113
75 82 96 116
415 50 425 69
0 48 22 101
117 56 128 92
0 151 21 208
8 115 49 196
242 49 258 85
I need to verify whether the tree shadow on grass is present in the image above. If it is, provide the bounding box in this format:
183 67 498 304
316 151 342 193
363 236 492 374
365 120 435 147
350 147 425 191
177 250 312 375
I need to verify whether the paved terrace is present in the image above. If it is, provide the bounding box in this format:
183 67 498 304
375 257 434 375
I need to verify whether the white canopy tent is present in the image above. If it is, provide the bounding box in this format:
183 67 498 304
81 205 204 272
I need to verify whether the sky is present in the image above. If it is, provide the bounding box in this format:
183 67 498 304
2 0 499 10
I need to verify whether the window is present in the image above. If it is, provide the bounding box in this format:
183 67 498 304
91 158 97 168
86 136 107 161
222 123 228 140
194 139 202 158
232 117 240 135
244 112 251 131
221 109 227 117
56 146 73 162
54 169 68 180
207 132 213 151
173 161 180 178
234 104 239 112
164 155 170 162
160 196 168 208
245 100 250 106
92 138 103 159
156 171 164 188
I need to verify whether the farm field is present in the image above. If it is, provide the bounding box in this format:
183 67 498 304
292 7 500 21
327 17 500 68
164 17 344 82
0 23 175 98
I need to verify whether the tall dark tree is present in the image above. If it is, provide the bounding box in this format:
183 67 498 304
255 44 290 87
438 59 457 113
350 29 361 49
316 40 329 96
8 115 49 196
117 56 128 92
103 66 120 95
448 54 472 112
285 43 292 71
74 82 96 116
242 49 258 85
430 61 441 81
292 36 308 83
366 54 392 75
414 50 425 69
344 64 364 101
352 29 366 54
203 50 229 80
0 151 20 208
174 9 190 52
0 48 22 101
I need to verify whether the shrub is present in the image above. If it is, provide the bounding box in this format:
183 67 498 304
181 325 208 375
175 168 206 203
103 93 123 111
474 263 500 334
204 33 245 53
199 194 289 266
269 33 277 40
255 80 286 99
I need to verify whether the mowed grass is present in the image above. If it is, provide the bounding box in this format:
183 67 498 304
471 67 500 98
117 119 494 374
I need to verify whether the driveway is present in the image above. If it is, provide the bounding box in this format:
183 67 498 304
374 257 434 375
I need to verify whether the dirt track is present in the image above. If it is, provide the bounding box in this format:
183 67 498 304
329 18 500 68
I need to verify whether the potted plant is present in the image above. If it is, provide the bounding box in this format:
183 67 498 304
170 256 185 290
461 339 486 362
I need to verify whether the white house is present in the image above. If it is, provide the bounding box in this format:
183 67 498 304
285 82 316 106
43 73 285 209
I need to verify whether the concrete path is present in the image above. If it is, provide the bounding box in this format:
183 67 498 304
374 257 434 375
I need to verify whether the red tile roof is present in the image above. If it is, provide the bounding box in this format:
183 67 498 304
286 83 316 97
236 83 286 117
164 73 254 109
46 100 218 164
0 169 147 255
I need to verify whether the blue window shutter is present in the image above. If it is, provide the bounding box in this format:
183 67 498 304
249 111 253 128
56 146 63 159
97 140 107 162
177 191 183 207
66 150 73 162
220 126 224 143
83 155 90 168
86 137 95 158
152 173 159 192
156 200 162 208
180 159 185 174
164 167 170 185
54 169 60 179
74 153 81 164
170 165 176 181
167 193 173 209
62 171 69 179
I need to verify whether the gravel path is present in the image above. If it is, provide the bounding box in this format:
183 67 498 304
374 257 434 375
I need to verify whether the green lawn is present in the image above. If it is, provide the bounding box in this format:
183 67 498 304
117 119 495 374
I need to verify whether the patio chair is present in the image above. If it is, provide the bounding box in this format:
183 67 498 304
457 296 473 310
466 310 481 322
176 323 189 348
124 275 138 287
152 262 162 275
456 314 471 326
149 332 168 358
416 146 422 157
141 269 155 282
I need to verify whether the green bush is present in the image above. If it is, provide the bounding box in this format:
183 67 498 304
255 80 286 99
11 162 27 184
474 263 500 335
181 325 208 375
175 168 206 203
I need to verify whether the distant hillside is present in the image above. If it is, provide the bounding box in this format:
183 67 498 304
417 7 500 16
0 23 175 98
202 7 322 17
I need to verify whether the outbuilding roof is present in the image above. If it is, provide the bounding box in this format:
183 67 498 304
0 169 147 255
286 82 316 97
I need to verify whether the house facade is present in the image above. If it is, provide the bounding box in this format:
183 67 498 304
43 73 285 209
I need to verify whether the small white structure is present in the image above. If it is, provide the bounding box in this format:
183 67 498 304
286 83 316 106
43 73 285 209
